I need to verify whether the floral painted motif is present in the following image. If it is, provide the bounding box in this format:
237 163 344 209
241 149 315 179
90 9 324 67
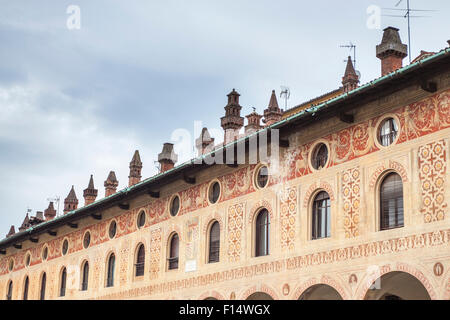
418 140 448 222
342 167 361 238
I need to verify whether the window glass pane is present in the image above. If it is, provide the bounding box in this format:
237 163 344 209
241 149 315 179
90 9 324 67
255 209 269 257
40 273 46 300
380 173 404 230
209 222 220 263
312 192 331 239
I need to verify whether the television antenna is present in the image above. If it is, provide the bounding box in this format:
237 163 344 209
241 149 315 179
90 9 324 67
47 196 61 216
382 0 437 63
280 86 290 109
340 42 356 69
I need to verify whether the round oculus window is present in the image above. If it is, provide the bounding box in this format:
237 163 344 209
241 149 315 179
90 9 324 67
378 117 399 147
208 182 221 204
170 196 180 217
256 166 269 189
109 221 117 239
311 143 329 170
42 247 48 261
83 232 91 249
8 259 14 272
137 211 146 228
62 239 69 256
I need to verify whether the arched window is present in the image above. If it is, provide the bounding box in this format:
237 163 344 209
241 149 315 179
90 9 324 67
312 191 331 240
60 267 67 297
208 221 220 263
23 276 29 300
81 262 89 291
6 280 13 300
40 273 46 300
106 254 115 287
135 244 145 277
255 209 270 257
168 234 179 270
380 173 404 230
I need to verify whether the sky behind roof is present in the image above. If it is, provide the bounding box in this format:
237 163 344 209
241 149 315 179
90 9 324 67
0 0 449 235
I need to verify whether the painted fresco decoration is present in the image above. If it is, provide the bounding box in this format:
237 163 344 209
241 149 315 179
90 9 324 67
1 89 450 275
418 140 448 223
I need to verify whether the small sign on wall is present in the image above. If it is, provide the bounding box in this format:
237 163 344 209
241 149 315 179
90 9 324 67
185 260 197 272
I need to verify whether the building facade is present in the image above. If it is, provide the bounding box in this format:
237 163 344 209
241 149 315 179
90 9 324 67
1 28 450 300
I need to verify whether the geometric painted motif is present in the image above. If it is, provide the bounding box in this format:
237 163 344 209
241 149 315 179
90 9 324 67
280 187 297 251
342 167 361 238
418 140 447 223
227 203 244 262
150 228 162 280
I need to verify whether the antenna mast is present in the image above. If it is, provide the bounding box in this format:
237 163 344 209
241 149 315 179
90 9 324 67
340 42 356 68
383 0 437 63
280 86 290 110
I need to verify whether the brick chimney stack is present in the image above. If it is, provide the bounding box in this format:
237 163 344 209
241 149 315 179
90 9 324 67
263 90 282 126
342 56 359 92
245 109 263 134
195 128 215 156
129 150 143 187
44 202 57 221
104 171 119 197
64 186 79 214
158 143 178 173
83 175 98 206
221 89 244 145
376 27 408 76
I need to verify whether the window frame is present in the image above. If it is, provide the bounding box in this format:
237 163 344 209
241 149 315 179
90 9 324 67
40 272 46 300
311 191 331 240
81 261 89 291
23 276 29 300
135 243 145 277
207 221 220 264
167 233 179 270
379 172 404 231
6 280 13 300
106 253 115 288
254 209 270 257
60 267 67 297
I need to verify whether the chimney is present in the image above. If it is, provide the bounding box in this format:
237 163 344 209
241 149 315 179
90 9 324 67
44 202 57 221
104 171 119 197
376 27 408 76
195 128 215 156
83 175 98 206
64 185 78 214
263 90 282 126
158 143 178 173
6 225 15 238
221 89 244 145
245 109 263 134
342 56 359 92
129 150 143 187
36 211 44 221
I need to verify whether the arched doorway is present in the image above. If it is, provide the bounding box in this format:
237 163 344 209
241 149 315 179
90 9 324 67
364 271 431 300
204 297 218 301
246 292 274 300
298 284 343 300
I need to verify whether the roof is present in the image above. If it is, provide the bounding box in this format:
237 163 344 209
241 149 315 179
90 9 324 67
1 47 449 251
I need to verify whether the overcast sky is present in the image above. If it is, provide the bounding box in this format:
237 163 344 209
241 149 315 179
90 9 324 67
0 0 449 236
